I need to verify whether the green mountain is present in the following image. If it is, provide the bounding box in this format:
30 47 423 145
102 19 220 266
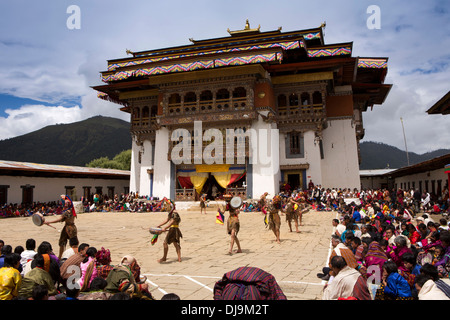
359 141 450 170
0 118 448 170
0 116 131 166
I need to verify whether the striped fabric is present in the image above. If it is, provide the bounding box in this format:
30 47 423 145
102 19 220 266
213 267 287 300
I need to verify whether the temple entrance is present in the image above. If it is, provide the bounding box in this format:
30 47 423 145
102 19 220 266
287 173 300 190
281 169 305 192
201 174 226 200
175 164 247 201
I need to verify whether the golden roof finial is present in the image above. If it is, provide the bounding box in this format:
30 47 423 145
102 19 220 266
228 19 261 35
245 19 250 30
126 49 134 56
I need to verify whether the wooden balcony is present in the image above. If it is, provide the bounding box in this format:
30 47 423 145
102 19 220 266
225 187 247 199
131 117 158 130
167 97 248 117
175 188 195 201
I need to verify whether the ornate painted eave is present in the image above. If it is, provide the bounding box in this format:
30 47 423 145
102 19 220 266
100 23 327 84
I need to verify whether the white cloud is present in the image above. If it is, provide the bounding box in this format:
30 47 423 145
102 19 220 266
0 105 82 140
0 0 448 154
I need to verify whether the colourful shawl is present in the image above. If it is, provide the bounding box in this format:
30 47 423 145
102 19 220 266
364 242 388 276
214 267 286 300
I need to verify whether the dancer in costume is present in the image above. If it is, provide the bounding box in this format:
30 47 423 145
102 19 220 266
285 197 300 233
259 192 268 211
200 193 207 215
218 196 242 255
44 195 78 259
157 200 182 263
295 192 310 227
265 195 282 244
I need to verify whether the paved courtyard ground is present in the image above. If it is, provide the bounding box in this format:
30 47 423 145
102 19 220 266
1 205 338 300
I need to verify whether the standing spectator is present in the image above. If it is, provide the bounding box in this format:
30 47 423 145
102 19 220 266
413 188 421 213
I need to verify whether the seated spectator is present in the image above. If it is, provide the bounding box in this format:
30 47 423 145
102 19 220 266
323 256 371 300
433 230 450 277
0 245 12 268
20 239 37 276
375 260 413 300
78 277 112 300
78 247 98 292
419 263 450 298
104 255 153 300
317 234 358 281
96 247 113 279
438 218 449 231
363 241 388 281
214 266 286 300
31 241 62 287
60 237 79 262
0 253 22 300
406 224 421 246
60 243 89 288
161 293 181 300
31 284 49 301
18 254 58 299
387 235 413 271
415 273 450 300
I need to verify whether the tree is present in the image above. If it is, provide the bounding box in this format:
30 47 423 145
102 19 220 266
86 150 131 170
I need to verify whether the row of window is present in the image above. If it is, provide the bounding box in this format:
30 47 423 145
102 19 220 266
130 88 325 123
277 91 323 107
398 179 446 197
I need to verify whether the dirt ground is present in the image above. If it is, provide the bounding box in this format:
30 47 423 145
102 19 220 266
0 207 337 300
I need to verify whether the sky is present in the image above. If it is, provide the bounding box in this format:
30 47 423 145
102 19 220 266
0 0 449 154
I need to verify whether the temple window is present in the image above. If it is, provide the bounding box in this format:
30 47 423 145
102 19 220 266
169 93 181 104
312 91 323 104
168 93 181 114
285 132 304 158
217 88 230 100
277 94 287 115
233 87 246 98
150 105 157 119
301 92 310 105
142 106 149 118
133 108 140 119
232 87 247 110
200 90 213 111
216 88 230 110
289 93 298 106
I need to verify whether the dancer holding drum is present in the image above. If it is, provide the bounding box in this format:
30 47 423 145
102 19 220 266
218 195 242 255
156 199 182 263
43 195 78 259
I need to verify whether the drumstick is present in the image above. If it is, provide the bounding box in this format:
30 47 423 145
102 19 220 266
45 224 57 230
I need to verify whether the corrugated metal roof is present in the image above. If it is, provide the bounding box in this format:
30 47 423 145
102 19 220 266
0 160 130 176
359 169 396 176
